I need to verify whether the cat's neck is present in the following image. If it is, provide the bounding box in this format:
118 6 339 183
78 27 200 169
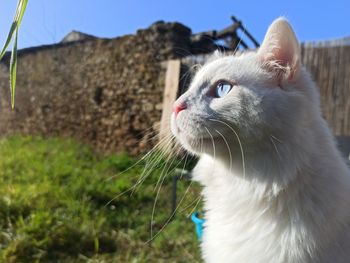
201 117 349 199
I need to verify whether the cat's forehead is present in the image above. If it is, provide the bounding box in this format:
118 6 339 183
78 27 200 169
191 53 259 87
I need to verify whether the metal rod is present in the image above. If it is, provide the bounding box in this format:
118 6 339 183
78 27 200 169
239 39 249 49
171 174 178 218
231 16 260 48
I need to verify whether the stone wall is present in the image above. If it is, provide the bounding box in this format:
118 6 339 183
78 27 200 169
0 22 193 155
3 20 346 156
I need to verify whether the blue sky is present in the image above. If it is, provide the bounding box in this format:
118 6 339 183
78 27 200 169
0 0 349 49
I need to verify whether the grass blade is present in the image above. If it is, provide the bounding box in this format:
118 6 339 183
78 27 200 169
0 0 28 108
10 29 18 109
0 22 17 61
16 0 28 25
0 0 27 61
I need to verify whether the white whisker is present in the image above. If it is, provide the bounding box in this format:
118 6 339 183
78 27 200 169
209 118 246 178
146 180 193 244
150 152 188 239
270 135 282 161
204 127 216 162
186 195 203 218
215 129 233 174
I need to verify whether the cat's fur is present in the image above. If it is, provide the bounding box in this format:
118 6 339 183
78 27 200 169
170 18 350 263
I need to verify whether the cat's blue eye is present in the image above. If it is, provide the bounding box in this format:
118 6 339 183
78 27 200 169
215 82 233 98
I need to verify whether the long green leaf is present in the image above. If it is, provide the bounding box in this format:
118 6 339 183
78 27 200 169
0 22 17 61
16 0 28 27
0 0 27 61
10 29 18 109
0 0 28 108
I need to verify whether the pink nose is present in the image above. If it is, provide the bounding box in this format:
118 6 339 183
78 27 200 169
173 102 187 116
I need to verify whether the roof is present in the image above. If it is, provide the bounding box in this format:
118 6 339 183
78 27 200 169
60 31 98 43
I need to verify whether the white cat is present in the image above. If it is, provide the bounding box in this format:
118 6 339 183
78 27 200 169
170 18 350 263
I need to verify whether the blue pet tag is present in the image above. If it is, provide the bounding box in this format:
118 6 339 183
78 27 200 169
191 212 205 241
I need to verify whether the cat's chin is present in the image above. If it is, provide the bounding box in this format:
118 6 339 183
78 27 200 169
173 130 215 155
172 128 199 153
178 136 202 154
170 113 215 155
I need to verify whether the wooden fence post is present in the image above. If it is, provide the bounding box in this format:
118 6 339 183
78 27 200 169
159 60 181 146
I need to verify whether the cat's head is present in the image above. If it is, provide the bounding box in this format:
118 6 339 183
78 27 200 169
171 18 318 158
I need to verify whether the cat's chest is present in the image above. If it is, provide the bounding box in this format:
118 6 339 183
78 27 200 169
200 180 312 263
202 209 284 263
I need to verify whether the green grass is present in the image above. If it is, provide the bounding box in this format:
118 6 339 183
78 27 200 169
0 136 202 262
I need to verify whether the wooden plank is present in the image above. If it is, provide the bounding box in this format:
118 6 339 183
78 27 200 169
300 45 350 136
159 60 181 144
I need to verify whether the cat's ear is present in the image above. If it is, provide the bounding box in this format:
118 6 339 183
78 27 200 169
258 18 301 84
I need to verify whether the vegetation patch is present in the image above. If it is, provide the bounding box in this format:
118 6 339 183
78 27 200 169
0 136 201 262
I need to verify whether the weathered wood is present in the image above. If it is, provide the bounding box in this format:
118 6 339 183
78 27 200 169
301 45 350 136
159 60 181 144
